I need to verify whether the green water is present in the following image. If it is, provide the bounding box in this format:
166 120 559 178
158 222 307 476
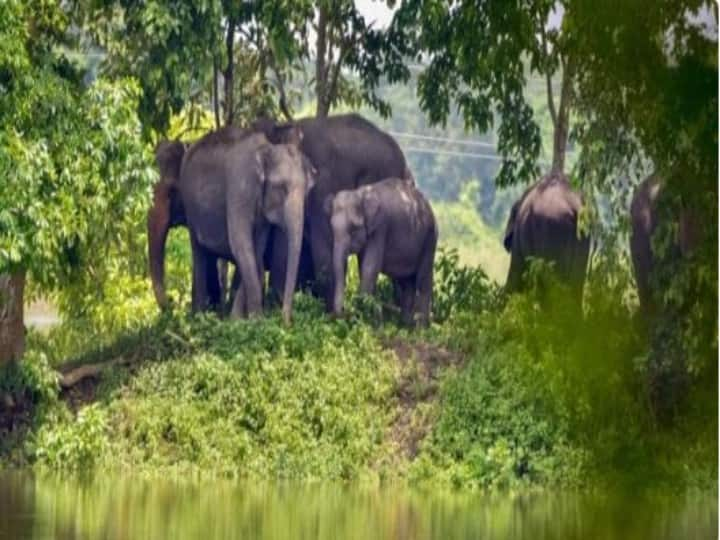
0 473 716 539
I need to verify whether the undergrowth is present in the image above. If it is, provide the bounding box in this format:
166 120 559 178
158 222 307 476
1 249 716 492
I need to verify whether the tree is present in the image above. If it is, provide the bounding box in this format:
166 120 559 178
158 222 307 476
73 0 412 136
311 0 411 118
393 0 564 186
0 0 153 365
567 0 717 385
395 0 717 411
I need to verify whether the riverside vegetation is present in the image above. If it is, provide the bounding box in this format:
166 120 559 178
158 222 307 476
1 229 715 492
0 0 715 502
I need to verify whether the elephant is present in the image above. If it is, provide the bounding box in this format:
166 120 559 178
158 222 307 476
503 172 590 304
629 174 697 318
251 113 410 310
147 126 315 323
325 177 438 327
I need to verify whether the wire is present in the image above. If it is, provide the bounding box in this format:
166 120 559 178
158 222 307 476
389 131 496 148
402 146 552 166
403 146 502 160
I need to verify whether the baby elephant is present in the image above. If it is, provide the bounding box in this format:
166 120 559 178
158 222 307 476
325 177 438 326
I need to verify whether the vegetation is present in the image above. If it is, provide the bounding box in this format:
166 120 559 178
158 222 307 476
1 241 716 492
0 0 716 501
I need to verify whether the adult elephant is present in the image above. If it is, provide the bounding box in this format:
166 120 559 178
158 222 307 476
147 127 315 323
252 113 410 309
629 174 697 318
503 172 590 304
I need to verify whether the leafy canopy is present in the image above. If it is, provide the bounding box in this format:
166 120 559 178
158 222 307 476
0 0 154 292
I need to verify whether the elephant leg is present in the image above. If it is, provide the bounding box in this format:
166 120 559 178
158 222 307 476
226 263 242 316
393 277 416 326
309 213 334 309
254 225 270 303
268 226 286 305
505 251 524 293
414 232 437 327
217 259 229 311
228 224 263 319
190 231 220 313
359 237 386 296
297 234 315 291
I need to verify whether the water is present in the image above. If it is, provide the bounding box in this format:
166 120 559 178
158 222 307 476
0 472 716 539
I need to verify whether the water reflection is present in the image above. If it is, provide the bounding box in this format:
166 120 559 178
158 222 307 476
0 472 716 539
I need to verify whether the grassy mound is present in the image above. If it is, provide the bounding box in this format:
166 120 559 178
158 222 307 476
1 250 715 492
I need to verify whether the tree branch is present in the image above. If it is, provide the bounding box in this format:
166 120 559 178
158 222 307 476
271 63 294 121
327 34 354 111
58 355 134 388
540 23 558 130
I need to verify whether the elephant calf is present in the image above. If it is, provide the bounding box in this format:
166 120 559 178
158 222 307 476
325 177 438 326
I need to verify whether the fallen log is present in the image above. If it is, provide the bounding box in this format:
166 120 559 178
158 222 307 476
58 355 132 389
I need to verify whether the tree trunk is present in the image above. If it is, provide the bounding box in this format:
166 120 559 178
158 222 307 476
0 271 25 366
224 18 236 127
213 56 221 130
551 61 573 175
315 6 329 118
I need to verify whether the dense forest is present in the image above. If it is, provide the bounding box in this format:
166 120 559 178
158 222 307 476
0 2 717 526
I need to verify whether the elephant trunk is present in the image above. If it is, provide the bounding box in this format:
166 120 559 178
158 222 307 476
332 239 348 316
147 182 171 309
281 193 305 324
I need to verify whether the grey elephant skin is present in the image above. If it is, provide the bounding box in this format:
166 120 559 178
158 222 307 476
252 113 410 309
148 127 315 324
629 174 697 318
326 177 438 326
503 173 590 304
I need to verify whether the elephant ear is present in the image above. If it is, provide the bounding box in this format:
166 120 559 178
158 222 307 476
154 140 186 184
503 200 520 252
362 191 382 235
302 156 318 195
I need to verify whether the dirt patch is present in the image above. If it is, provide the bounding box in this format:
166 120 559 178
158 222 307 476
382 338 464 460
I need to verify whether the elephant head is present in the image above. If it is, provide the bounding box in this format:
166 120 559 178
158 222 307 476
147 140 187 309
251 118 304 146
324 187 382 315
255 140 316 323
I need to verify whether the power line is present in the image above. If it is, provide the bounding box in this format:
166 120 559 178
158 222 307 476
402 145 552 167
389 131 495 148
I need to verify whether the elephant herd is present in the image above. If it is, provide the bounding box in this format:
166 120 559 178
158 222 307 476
148 113 435 325
147 112 680 326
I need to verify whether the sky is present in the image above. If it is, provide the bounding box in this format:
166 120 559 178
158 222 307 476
355 0 395 28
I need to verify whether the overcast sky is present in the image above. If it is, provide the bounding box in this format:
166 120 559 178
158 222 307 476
354 1 716 36
355 0 395 28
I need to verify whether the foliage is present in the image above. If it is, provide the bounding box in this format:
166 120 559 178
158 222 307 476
34 404 108 471
73 0 224 135
432 248 499 322
393 0 560 187
431 182 510 282
411 262 716 491
0 0 154 293
568 0 718 382
23 307 397 479
73 0 413 134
